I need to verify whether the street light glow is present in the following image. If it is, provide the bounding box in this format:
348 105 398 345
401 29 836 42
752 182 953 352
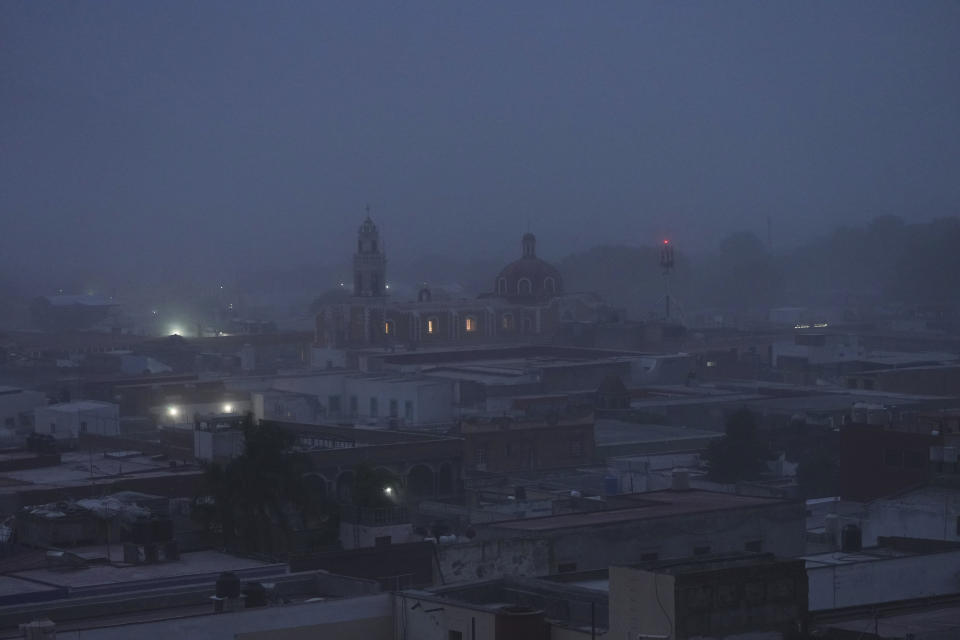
222 403 233 413
167 406 180 418
383 486 394 496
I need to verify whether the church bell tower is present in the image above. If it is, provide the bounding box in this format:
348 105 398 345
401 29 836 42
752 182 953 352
353 214 387 297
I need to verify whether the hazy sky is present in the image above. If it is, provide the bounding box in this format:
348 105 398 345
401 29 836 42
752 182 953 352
2 1 959 287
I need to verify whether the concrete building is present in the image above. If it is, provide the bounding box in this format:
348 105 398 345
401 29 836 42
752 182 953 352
0 385 45 432
0 549 390 639
606 554 808 640
475 488 805 575
33 401 120 441
396 576 608 640
459 413 595 475
804 537 960 611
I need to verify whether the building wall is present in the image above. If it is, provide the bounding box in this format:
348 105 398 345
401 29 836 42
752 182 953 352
237 615 391 640
807 549 960 611
34 403 120 440
339 521 415 550
434 538 552 585
860 489 960 546
495 502 805 574
607 566 676 640
0 388 46 430
393 594 497 640
838 425 935 501
194 429 245 462
462 422 595 474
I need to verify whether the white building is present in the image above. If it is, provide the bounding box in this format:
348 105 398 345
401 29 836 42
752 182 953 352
0 385 46 431
34 401 120 440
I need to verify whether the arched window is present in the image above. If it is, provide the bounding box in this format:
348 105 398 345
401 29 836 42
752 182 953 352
502 313 515 330
426 316 438 334
465 315 477 333
522 316 533 332
517 278 532 296
544 277 556 294
497 278 507 295
384 320 394 335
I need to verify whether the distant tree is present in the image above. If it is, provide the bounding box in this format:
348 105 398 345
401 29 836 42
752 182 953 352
704 408 769 483
195 422 338 553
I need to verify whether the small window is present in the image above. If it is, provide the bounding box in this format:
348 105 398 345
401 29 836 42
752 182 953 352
375 535 392 547
427 317 438 334
693 545 711 556
569 438 583 457
404 401 413 421
449 631 463 640
384 320 394 335
558 562 577 573
745 540 762 552
502 313 514 330
544 276 556 294
370 398 378 417
4 417 15 428
745 581 765 604
955 515 960 536
80 421 87 434
517 278 532 295
497 278 507 295
684 585 713 610
328 395 341 414
884 449 902 467
506 443 513 457
476 446 487 465
767 579 795 601
716 584 738 608
904 450 926 469
465 316 477 333
50 422 56 434
389 399 398 418
350 395 358 416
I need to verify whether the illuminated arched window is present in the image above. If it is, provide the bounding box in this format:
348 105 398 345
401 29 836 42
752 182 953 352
502 313 515 330
517 278 532 296
426 316 438 335
465 315 477 333
384 320 394 335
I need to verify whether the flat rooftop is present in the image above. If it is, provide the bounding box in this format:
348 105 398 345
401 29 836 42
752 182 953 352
490 489 791 532
595 420 722 446
40 400 116 412
819 601 960 638
0 451 180 487
9 547 279 591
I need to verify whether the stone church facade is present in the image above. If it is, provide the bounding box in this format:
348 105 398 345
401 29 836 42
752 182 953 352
315 217 603 349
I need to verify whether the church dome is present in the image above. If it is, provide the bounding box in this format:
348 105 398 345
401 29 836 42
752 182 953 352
494 233 563 301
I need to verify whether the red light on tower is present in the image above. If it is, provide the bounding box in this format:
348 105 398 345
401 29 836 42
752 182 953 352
659 239 675 270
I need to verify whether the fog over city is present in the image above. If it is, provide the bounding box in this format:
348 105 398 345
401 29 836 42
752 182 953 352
3 2 959 304
3 5 960 639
